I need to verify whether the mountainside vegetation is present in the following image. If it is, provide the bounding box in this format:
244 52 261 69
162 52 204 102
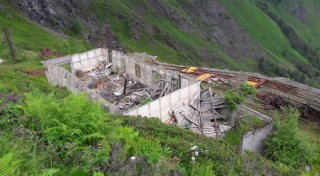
1 0 320 175
2 0 320 86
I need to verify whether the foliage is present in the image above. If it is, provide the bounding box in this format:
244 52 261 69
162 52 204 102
191 159 216 176
224 90 244 112
19 92 121 146
140 98 152 105
240 83 257 95
70 19 82 34
264 107 316 168
115 115 300 175
0 153 21 176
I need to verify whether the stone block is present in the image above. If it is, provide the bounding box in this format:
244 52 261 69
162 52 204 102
137 104 150 118
170 90 180 104
80 53 88 61
88 50 95 59
160 94 170 109
180 86 189 99
149 99 160 114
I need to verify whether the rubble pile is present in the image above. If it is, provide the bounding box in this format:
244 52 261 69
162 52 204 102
172 87 232 139
76 62 177 112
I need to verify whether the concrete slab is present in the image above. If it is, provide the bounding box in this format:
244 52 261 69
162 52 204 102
137 104 149 118
149 99 160 114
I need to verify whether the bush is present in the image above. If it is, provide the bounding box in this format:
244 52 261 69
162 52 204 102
70 19 82 34
264 107 316 168
240 83 257 95
224 90 244 112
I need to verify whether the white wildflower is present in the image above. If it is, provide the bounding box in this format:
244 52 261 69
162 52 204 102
195 151 199 156
191 157 195 161
131 156 136 161
205 150 209 152
190 145 198 150
71 132 73 136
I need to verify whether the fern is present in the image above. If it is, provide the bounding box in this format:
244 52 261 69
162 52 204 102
21 92 122 146
0 153 21 176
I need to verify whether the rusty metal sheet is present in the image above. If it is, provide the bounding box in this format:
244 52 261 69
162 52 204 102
196 74 212 83
0 93 20 109
23 70 45 76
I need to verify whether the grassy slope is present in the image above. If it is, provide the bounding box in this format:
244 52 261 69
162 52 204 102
88 0 252 70
260 0 320 56
220 0 309 68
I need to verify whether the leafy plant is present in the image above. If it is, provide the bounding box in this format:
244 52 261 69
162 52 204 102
0 153 21 176
191 159 216 176
70 19 82 34
240 83 257 96
224 90 243 112
18 92 121 146
140 98 152 105
264 107 316 168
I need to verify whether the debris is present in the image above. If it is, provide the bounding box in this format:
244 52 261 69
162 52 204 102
0 92 20 109
0 59 4 63
173 87 232 139
38 48 64 60
23 70 45 76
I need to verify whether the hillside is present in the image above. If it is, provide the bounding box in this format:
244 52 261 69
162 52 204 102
1 0 320 87
0 0 319 175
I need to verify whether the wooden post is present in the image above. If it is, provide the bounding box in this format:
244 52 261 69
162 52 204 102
105 19 113 63
3 27 16 63
123 78 127 95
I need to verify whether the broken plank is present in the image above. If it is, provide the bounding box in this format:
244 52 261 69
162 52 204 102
214 104 227 109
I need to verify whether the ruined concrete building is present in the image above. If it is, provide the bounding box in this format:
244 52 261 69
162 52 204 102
43 48 320 156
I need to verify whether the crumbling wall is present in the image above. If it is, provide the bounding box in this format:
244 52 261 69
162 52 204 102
237 105 272 122
125 81 201 122
239 123 274 156
72 48 108 72
111 51 195 90
44 55 71 65
43 63 123 115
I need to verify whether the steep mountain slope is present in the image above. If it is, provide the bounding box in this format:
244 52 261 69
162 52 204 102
2 0 320 86
6 0 267 70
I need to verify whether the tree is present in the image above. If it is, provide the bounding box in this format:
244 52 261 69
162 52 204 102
264 107 316 168
70 19 82 34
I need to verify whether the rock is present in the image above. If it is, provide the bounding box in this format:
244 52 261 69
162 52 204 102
305 165 311 172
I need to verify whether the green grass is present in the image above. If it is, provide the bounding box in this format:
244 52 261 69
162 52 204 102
220 0 309 67
223 115 263 145
258 0 320 56
0 6 94 56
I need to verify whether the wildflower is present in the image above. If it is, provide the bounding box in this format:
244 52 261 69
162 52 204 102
71 132 74 136
195 151 199 156
131 156 136 161
191 157 195 161
190 145 198 150
205 150 209 152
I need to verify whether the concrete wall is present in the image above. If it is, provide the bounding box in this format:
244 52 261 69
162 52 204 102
125 81 200 122
43 63 123 115
111 51 196 90
44 55 71 65
71 48 108 72
239 123 274 156
237 105 272 123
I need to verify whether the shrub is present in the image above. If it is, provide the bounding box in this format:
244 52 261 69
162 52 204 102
70 19 82 34
264 107 316 168
224 90 244 112
240 82 257 95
